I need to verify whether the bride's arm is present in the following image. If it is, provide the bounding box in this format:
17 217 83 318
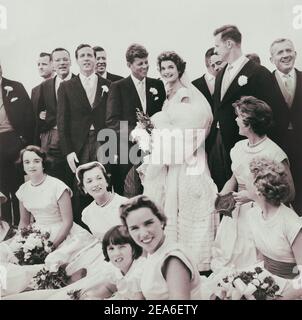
52 190 73 249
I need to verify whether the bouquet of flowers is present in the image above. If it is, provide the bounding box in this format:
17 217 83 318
214 192 236 218
30 265 71 290
12 226 53 265
67 289 83 300
216 266 282 300
130 108 154 153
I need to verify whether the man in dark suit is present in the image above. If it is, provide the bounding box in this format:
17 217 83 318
0 63 35 225
106 43 166 195
57 44 111 224
31 52 54 144
93 46 123 82
270 38 302 215
192 47 226 108
207 25 276 191
36 48 75 186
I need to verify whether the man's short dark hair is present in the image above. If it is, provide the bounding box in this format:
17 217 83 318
39 52 52 61
93 46 105 54
213 25 242 44
205 47 215 67
75 44 96 59
126 44 148 64
51 48 70 60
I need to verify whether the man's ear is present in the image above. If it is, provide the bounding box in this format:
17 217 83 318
226 39 233 49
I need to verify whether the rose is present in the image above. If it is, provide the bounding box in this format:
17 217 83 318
238 75 248 86
4 86 13 96
101 85 109 97
149 87 158 95
214 192 236 217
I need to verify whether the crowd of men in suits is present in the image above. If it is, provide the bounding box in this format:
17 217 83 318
0 24 301 229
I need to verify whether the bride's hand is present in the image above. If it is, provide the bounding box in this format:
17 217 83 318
232 190 251 205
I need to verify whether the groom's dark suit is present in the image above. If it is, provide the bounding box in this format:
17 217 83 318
207 60 276 190
0 77 34 224
106 76 166 195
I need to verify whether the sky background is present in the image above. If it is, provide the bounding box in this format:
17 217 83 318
0 0 301 93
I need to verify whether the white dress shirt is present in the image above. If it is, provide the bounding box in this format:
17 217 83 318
131 74 147 113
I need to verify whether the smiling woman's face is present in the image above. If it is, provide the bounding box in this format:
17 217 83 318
83 166 108 199
22 151 44 177
125 207 164 254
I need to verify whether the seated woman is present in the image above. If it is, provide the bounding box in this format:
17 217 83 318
0 146 94 296
80 225 145 300
4 161 128 299
245 157 302 299
120 195 201 300
211 96 295 273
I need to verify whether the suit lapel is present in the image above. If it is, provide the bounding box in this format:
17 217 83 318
215 66 226 104
291 69 302 111
127 76 143 112
201 75 212 102
221 60 255 104
145 78 153 115
1 78 11 109
73 75 92 112
92 75 107 109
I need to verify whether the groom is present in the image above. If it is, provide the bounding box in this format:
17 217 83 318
106 43 166 196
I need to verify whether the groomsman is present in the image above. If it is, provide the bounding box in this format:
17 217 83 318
36 48 75 186
210 53 227 75
93 46 123 82
207 25 276 190
31 52 54 144
106 43 166 196
270 38 302 215
0 62 35 225
57 44 111 224
192 48 217 108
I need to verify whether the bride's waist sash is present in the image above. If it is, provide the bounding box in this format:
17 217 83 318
263 255 297 279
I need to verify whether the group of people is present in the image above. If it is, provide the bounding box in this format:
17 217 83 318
0 23 302 299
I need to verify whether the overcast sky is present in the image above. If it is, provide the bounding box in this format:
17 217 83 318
0 0 301 92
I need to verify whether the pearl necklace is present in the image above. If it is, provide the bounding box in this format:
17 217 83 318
97 193 114 207
30 174 47 187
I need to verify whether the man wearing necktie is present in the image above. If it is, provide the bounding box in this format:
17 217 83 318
207 25 277 191
57 44 111 225
270 38 302 215
106 43 166 196
35 48 75 187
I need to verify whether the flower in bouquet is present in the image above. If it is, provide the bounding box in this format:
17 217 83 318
13 226 53 265
216 266 282 300
131 108 154 153
67 289 83 300
30 265 71 290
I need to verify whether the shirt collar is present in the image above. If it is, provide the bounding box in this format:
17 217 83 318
79 72 97 83
228 55 248 71
276 68 295 80
101 71 107 79
56 72 72 83
131 74 145 86
205 72 215 82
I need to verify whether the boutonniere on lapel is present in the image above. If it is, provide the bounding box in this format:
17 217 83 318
149 87 159 101
238 75 248 87
101 85 109 97
4 86 13 96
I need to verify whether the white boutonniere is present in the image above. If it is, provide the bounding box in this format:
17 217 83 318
101 85 109 97
10 97 19 103
4 86 13 96
149 87 158 95
238 75 248 86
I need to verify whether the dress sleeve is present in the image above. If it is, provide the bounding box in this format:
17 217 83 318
283 208 302 246
15 183 26 202
54 179 73 200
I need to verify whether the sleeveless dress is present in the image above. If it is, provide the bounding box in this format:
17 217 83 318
139 87 219 271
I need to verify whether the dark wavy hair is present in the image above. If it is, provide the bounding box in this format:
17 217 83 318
102 225 143 262
249 157 290 206
126 44 148 64
120 195 167 228
157 51 186 79
19 145 51 172
233 96 273 136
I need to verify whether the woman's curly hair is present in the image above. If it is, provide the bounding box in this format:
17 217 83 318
157 51 186 78
249 157 290 206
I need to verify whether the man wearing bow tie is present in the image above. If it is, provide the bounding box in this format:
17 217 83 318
0 62 34 225
57 44 111 224
106 43 166 196
207 25 276 191
270 38 302 215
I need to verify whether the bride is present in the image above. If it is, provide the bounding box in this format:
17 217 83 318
139 51 219 273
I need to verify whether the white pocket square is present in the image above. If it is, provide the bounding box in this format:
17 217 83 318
10 97 18 102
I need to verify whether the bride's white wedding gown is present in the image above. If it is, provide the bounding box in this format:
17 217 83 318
139 86 219 271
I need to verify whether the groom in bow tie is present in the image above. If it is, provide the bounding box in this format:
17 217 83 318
106 43 166 196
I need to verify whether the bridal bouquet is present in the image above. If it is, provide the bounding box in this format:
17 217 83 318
12 226 53 265
214 192 236 218
215 266 282 300
130 108 154 153
30 265 71 290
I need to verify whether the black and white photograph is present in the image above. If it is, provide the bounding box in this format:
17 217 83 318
0 0 302 303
